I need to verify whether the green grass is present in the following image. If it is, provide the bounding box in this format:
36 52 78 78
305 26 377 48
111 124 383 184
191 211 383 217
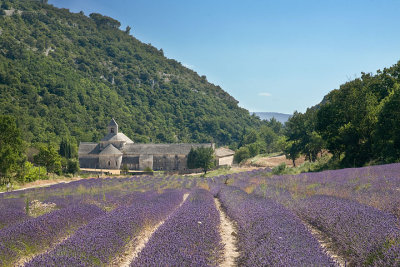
192 167 236 178
269 154 333 176
246 152 284 166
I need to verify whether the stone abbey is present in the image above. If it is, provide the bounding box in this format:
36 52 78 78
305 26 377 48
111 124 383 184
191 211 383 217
78 119 222 171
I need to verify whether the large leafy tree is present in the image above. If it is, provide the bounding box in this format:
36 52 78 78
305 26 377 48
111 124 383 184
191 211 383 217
0 115 25 185
374 84 400 162
34 145 62 175
187 147 215 174
284 109 325 164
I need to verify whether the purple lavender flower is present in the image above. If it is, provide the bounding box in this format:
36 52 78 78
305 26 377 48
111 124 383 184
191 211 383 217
216 185 336 266
0 203 105 266
132 189 223 266
297 194 400 265
27 190 184 266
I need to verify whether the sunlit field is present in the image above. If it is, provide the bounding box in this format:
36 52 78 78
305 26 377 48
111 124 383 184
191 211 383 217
0 164 399 266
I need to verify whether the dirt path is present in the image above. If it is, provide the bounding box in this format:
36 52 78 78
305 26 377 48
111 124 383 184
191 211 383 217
0 178 82 195
303 222 346 267
112 193 189 267
214 198 239 267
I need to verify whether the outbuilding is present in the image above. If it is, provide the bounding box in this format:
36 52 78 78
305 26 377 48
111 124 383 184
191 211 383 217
215 147 235 167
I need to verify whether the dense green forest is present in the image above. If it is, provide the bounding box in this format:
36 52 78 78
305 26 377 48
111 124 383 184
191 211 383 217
0 0 262 147
3 0 398 176
284 63 400 167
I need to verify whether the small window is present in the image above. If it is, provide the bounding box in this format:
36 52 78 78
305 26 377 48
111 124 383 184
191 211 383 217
108 161 111 167
111 128 114 133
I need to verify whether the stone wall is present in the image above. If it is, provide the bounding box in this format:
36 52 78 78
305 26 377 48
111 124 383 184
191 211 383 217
79 156 99 169
153 155 187 171
139 154 153 170
99 155 123 170
217 155 234 166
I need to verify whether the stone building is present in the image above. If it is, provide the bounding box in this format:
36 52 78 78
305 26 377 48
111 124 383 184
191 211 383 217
79 119 213 171
215 147 235 167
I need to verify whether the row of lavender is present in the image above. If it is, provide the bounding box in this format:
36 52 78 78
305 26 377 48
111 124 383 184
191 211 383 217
213 164 400 265
0 203 105 266
0 174 196 230
132 189 223 266
229 163 400 217
0 174 194 203
26 189 185 266
297 195 400 265
213 184 336 266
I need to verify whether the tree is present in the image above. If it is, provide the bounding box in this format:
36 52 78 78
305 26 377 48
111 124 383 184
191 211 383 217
283 140 300 167
305 131 324 162
67 159 80 175
234 146 251 163
187 147 215 174
125 26 131 35
59 138 77 159
259 126 278 153
242 130 258 146
89 13 121 29
284 111 306 166
0 115 25 185
18 161 47 183
285 110 325 163
34 145 62 175
374 85 400 162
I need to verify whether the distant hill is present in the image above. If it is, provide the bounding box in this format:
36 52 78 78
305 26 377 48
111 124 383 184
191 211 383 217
0 0 261 146
252 112 291 124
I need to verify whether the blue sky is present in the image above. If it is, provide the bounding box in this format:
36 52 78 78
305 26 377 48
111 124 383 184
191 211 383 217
49 0 400 114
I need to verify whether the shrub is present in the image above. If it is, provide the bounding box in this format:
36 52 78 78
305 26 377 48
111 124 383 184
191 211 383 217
144 166 153 172
18 162 47 183
272 162 286 174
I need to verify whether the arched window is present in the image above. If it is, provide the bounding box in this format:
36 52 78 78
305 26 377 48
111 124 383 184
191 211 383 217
110 128 114 133
108 161 111 167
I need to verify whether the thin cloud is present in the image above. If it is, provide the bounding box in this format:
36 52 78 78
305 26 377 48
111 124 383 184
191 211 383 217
258 92 272 97
183 63 195 69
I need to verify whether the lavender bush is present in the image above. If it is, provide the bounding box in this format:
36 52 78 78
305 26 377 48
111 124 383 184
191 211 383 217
216 185 336 266
297 194 400 265
27 190 184 266
0 198 29 229
132 188 223 266
0 203 105 266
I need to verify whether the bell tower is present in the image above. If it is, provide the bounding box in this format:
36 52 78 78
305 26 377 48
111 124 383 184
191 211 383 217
107 118 118 135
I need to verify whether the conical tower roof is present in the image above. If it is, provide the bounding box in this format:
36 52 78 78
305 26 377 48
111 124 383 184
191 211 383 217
108 118 118 127
99 144 123 155
101 132 134 143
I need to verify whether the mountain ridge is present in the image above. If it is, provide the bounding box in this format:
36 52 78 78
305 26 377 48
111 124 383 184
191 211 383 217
252 112 291 124
0 0 261 147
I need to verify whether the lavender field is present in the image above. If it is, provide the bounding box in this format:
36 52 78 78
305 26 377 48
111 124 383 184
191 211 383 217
1 164 400 266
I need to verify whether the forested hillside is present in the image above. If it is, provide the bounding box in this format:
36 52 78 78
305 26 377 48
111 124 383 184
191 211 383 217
0 0 261 146
284 62 400 167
